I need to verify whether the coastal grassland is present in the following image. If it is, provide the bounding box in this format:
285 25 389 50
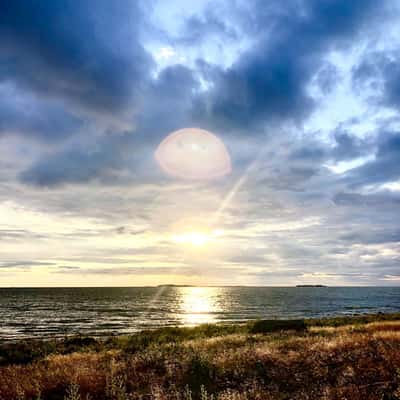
0 313 400 400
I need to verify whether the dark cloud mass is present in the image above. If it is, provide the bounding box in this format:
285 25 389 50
0 85 82 141
19 134 129 186
343 132 400 187
331 130 373 161
4 0 387 186
0 0 152 117
353 50 400 111
19 62 201 186
193 0 383 132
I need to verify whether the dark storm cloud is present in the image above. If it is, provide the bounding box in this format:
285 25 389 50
12 0 387 186
19 134 129 186
343 132 400 187
134 64 199 142
0 0 153 117
353 50 400 111
286 128 373 166
252 129 373 193
193 0 384 132
0 87 82 142
331 130 374 161
20 64 199 186
382 60 400 110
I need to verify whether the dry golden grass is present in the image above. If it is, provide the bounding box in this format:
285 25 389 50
0 319 400 400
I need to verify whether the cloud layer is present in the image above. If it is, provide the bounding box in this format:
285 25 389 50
0 0 399 286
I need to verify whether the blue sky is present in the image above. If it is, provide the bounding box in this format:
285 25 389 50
0 0 399 286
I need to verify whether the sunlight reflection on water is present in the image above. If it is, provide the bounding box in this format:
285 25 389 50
179 286 221 325
0 287 399 339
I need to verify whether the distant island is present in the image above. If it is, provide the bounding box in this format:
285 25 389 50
296 284 327 287
156 284 193 287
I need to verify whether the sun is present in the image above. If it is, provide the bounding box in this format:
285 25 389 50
172 232 209 246
172 229 223 247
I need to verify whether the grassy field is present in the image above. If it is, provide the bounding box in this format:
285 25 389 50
1 313 400 400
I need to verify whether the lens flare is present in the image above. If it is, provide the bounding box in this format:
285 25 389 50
171 229 223 247
155 128 231 180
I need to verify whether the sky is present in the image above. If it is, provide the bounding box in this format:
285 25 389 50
0 0 399 287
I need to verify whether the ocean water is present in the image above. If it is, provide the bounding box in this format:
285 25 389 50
0 286 399 340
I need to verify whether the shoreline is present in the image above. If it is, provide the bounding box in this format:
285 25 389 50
1 310 400 344
1 312 400 399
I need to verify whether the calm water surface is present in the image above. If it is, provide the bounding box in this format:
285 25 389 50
0 286 399 340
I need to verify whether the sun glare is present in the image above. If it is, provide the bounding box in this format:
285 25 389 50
180 287 220 325
171 229 223 247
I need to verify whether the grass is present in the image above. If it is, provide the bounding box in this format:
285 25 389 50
0 312 400 399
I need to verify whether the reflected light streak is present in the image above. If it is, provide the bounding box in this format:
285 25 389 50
211 146 267 226
179 286 220 325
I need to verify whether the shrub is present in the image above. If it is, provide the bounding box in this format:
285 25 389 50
249 319 307 334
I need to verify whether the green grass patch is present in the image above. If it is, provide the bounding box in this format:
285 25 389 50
307 312 400 327
249 319 307 333
1 312 399 366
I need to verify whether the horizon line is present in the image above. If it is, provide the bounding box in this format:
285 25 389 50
0 285 399 289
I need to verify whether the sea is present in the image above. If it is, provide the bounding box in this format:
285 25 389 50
0 286 399 340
